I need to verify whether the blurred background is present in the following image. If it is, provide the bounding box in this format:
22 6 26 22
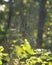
0 0 52 54
0 0 52 65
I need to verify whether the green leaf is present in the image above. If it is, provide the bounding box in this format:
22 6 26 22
3 53 8 56
37 58 42 62
22 39 34 54
0 61 2 65
0 46 4 52
49 62 52 65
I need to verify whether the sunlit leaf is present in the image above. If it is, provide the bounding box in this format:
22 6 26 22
0 46 4 52
3 53 8 56
49 62 52 65
13 40 17 43
0 61 2 65
37 58 42 62
46 1 50 4
16 11 20 15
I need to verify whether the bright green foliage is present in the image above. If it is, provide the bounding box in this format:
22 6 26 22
0 0 52 65
0 46 8 65
12 39 52 65
22 39 34 55
14 39 34 59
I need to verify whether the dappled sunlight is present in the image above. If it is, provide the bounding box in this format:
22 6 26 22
0 0 52 65
0 5 5 11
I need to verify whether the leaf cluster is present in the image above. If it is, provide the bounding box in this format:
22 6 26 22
13 39 52 65
0 46 8 65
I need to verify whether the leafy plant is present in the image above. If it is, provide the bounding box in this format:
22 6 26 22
0 46 8 65
12 39 52 65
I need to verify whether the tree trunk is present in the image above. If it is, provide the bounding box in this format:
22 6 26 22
2 0 13 53
20 0 27 39
7 0 13 29
36 0 47 48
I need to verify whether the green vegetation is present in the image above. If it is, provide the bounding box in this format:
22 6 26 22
10 39 52 65
0 46 8 65
0 0 52 65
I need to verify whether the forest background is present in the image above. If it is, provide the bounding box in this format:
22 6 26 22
0 0 52 65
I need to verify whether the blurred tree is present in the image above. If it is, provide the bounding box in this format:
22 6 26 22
0 0 52 52
7 0 13 29
0 0 14 53
36 0 47 48
19 0 27 39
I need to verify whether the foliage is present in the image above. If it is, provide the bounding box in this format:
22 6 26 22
0 46 8 65
12 39 52 65
0 0 52 65
0 0 52 50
